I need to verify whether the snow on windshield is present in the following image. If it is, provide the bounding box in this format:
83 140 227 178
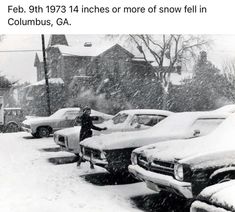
112 113 128 125
49 109 66 119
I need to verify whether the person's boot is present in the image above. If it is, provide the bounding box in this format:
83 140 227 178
77 156 82 167
90 161 94 169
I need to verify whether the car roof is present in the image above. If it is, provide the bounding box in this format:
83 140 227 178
58 107 81 112
168 110 230 119
118 109 173 116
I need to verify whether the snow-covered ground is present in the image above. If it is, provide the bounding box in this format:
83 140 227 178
0 132 154 212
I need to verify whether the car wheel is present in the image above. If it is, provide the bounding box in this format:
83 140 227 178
31 132 40 138
37 127 50 138
4 122 19 133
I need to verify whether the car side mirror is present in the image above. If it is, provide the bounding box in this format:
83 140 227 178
193 129 200 137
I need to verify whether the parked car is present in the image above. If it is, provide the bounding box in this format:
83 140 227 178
80 110 228 175
22 107 83 138
191 180 235 212
54 109 114 152
0 107 25 133
129 111 235 199
54 109 172 155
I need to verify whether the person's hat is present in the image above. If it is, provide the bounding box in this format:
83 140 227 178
83 106 91 112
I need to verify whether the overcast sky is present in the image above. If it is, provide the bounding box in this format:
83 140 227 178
0 34 235 83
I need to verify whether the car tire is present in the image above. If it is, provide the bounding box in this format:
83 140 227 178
4 122 19 133
37 127 50 138
31 132 40 138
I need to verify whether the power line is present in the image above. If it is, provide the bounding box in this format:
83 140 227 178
0 49 42 53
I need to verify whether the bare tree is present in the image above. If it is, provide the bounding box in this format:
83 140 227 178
222 59 235 86
110 34 210 109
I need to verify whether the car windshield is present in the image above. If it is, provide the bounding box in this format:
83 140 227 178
112 113 129 125
148 112 208 134
49 109 66 119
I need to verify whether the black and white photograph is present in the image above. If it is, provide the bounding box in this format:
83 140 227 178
1 34 235 212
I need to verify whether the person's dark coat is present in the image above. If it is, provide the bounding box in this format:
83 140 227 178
79 113 104 141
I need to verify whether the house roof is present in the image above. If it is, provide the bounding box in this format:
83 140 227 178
52 43 117 57
24 78 64 88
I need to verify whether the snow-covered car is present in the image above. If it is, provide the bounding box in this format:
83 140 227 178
129 111 235 199
54 109 172 155
191 180 235 212
80 110 228 175
214 104 235 113
22 107 83 138
54 109 114 152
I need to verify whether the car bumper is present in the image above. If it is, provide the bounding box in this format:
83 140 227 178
22 126 32 133
129 165 193 199
83 154 108 167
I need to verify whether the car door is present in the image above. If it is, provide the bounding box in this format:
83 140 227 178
59 111 81 129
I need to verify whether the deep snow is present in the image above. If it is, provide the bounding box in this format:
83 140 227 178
0 132 153 212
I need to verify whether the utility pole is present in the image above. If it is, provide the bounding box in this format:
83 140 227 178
41 34 51 116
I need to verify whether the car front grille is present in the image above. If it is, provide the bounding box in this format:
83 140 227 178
150 159 175 177
137 155 151 170
137 155 175 177
83 147 101 160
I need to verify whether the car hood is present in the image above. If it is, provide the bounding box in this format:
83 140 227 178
136 138 205 163
80 129 187 151
54 126 80 136
197 180 235 211
135 131 235 164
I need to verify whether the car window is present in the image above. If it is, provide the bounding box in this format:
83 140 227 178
64 111 80 120
112 113 128 125
50 110 66 119
131 114 167 127
190 118 225 136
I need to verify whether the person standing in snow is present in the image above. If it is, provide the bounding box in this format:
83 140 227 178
77 106 107 168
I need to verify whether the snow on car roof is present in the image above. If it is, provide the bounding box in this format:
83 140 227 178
148 110 229 133
118 109 173 116
56 107 81 112
196 180 235 210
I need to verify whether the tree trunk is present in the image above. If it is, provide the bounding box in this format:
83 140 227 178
162 85 169 110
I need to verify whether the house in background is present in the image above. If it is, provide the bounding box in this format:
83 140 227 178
32 34 164 114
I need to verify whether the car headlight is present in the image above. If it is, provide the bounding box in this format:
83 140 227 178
100 151 107 160
65 136 68 146
131 152 138 165
174 163 184 181
81 146 85 154
53 134 57 140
